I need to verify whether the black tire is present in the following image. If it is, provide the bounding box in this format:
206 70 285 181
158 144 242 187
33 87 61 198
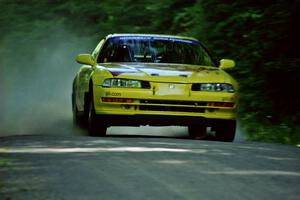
215 120 236 142
87 98 107 137
188 125 206 139
72 92 83 126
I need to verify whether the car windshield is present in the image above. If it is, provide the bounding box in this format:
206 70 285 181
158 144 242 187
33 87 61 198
97 36 215 66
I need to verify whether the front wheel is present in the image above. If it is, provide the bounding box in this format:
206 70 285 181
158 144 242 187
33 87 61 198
87 99 107 137
72 92 84 126
214 120 236 142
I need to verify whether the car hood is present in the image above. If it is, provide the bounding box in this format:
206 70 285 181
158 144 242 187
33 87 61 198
96 62 232 83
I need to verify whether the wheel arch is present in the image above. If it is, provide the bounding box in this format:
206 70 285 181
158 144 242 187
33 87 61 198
72 75 78 110
83 78 94 115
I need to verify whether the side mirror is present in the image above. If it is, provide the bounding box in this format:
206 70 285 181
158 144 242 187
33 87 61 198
219 59 235 70
76 54 95 66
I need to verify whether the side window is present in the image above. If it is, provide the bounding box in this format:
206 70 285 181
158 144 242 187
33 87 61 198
97 41 113 63
91 39 105 60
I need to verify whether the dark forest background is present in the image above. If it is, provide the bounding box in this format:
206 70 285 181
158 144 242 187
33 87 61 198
0 0 299 145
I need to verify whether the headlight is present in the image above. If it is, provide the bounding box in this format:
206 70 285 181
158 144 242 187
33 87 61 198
102 78 150 88
192 83 234 92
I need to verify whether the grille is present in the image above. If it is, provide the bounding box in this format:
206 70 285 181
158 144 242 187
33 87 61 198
139 99 206 113
140 100 207 106
139 105 205 113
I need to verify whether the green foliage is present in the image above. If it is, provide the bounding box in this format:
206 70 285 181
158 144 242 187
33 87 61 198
187 0 300 145
241 112 300 145
0 0 299 145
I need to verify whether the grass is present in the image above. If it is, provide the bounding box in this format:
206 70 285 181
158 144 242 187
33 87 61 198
240 116 300 147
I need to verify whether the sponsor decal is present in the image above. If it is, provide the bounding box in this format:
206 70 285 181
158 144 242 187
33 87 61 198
105 92 121 96
106 67 137 76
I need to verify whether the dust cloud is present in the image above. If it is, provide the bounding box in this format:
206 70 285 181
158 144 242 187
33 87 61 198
108 126 189 138
0 29 92 137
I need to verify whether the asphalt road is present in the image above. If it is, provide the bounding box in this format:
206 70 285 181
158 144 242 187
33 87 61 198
0 126 300 200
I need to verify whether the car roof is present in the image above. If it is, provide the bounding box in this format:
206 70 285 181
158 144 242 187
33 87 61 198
106 33 199 42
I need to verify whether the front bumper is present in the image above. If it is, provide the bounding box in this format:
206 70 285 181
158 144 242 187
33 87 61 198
92 84 237 125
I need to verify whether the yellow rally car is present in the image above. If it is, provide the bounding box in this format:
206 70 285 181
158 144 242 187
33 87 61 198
72 34 238 141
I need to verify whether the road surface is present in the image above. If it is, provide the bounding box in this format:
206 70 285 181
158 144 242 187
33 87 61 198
0 126 299 200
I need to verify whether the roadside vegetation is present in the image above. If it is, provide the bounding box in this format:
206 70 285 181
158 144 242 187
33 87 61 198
1 0 299 145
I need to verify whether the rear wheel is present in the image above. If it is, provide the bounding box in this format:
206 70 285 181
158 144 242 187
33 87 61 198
215 120 236 142
188 125 206 139
87 98 107 137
